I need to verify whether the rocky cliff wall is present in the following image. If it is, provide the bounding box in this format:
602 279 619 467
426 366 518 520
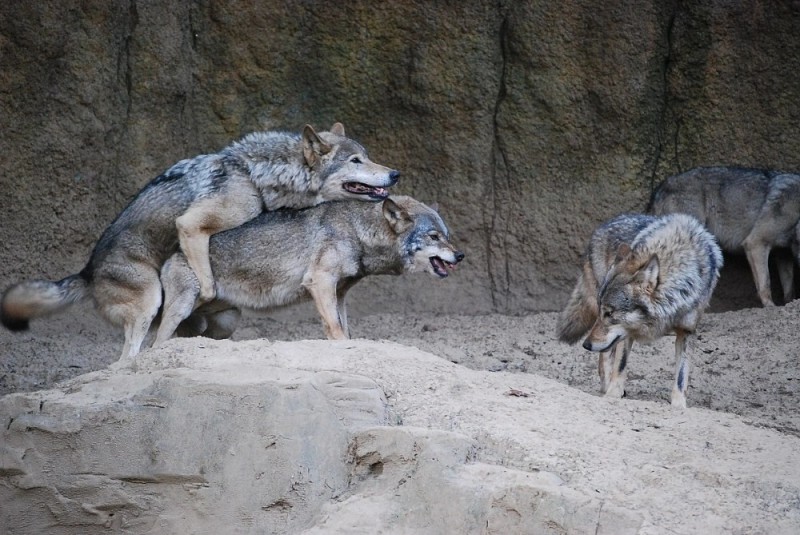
2 1 799 315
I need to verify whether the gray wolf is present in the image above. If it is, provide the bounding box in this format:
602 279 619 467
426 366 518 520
1 123 399 358
153 196 464 344
648 166 800 307
556 213 723 408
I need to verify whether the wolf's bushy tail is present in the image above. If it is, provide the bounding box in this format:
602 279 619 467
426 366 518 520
1 274 89 331
555 268 598 344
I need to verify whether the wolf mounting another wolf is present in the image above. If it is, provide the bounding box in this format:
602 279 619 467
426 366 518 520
155 196 464 344
557 213 723 408
1 124 399 358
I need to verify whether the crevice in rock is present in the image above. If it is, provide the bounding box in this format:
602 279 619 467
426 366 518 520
188 3 198 53
673 116 682 170
650 1 679 197
262 498 293 512
111 0 139 203
123 0 138 121
488 4 511 311
594 501 604 535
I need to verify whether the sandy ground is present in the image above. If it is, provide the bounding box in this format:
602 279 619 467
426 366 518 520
2 299 800 533
2 300 798 435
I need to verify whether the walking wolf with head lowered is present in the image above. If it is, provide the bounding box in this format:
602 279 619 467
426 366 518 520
153 196 464 344
1 123 399 358
556 213 723 408
648 166 800 307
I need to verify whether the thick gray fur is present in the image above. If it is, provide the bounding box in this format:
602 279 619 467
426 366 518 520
155 196 464 343
1 124 399 358
648 166 800 306
557 213 723 407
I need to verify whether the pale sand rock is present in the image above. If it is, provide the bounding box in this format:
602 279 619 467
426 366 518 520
1 302 800 535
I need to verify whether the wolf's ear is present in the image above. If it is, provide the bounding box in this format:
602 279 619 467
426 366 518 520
329 122 345 136
637 254 660 294
382 199 413 233
428 202 439 213
302 125 333 167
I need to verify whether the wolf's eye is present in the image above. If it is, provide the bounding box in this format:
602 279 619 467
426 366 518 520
602 309 613 319
350 157 362 164
429 233 440 241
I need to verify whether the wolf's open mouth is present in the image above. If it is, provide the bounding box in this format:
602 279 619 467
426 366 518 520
430 256 457 278
343 182 389 199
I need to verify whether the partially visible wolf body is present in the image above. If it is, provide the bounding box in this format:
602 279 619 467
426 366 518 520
1 124 399 358
557 213 723 408
648 166 800 306
154 196 464 344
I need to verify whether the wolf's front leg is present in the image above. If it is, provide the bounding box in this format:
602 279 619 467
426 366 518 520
176 216 216 302
176 189 262 303
304 271 348 340
598 349 612 394
671 329 690 408
604 338 631 399
335 280 358 339
742 238 774 307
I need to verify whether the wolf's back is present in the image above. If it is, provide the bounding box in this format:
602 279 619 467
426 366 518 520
1 275 89 331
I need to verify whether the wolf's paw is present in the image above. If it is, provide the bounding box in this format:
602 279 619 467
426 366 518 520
605 382 625 399
198 283 217 303
670 390 687 409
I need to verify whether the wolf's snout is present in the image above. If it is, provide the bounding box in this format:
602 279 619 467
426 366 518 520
582 338 592 351
388 170 400 185
455 251 465 263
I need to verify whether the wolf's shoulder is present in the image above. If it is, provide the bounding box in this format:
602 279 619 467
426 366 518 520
224 130 301 158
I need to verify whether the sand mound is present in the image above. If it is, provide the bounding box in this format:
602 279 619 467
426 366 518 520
2 302 800 534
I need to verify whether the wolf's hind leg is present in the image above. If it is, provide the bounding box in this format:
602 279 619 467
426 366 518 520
671 329 690 408
155 255 202 345
121 277 162 359
95 265 162 360
122 315 155 359
775 251 795 304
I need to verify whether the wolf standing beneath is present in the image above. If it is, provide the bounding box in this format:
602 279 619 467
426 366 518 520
648 166 800 307
1 123 399 358
556 213 723 408
154 196 464 344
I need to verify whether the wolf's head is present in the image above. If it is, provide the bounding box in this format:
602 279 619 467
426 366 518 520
380 196 464 278
582 244 660 352
304 123 399 202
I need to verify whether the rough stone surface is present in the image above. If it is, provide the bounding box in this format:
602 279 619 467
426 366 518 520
3 338 798 534
3 2 800 315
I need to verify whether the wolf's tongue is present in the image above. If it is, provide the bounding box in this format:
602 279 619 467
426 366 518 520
430 257 448 277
